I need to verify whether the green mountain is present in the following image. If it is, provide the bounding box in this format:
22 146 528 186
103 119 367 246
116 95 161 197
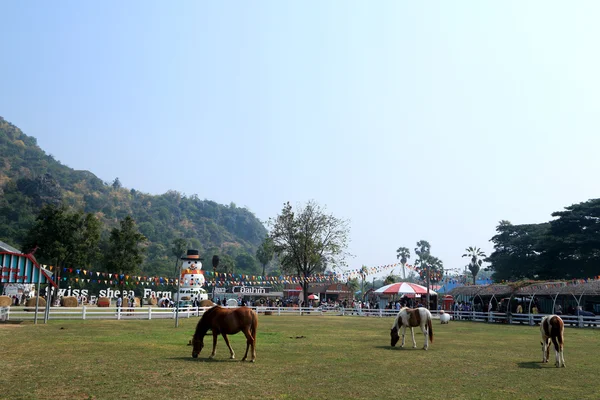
0 116 267 276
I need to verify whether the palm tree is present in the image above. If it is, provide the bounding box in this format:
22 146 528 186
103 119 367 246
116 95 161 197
414 240 432 308
462 246 486 285
396 247 411 279
360 265 368 300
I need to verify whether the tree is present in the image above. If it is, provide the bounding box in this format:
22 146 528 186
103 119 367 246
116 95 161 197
395 247 411 279
384 274 401 285
23 204 101 303
235 253 260 275
269 201 350 305
414 240 435 309
256 237 275 277
346 277 359 298
462 246 486 285
171 238 188 274
216 254 236 274
487 220 548 281
104 216 147 293
360 265 368 300
112 177 122 189
540 199 600 279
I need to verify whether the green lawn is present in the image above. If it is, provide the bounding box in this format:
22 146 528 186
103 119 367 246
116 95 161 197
1 316 599 400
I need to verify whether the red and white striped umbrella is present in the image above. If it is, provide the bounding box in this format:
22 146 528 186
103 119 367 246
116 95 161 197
374 282 437 296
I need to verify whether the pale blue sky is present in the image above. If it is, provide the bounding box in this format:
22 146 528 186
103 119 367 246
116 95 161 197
2 1 599 278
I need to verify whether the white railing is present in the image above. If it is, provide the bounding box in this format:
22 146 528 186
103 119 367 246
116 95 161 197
1 305 598 328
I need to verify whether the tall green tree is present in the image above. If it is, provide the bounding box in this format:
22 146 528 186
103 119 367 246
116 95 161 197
360 265 368 300
256 237 275 277
395 247 411 279
384 273 401 285
23 204 101 303
171 238 188 274
269 201 350 305
235 253 260 275
487 220 548 281
104 216 147 293
462 246 486 284
218 254 236 274
346 277 359 298
540 199 600 279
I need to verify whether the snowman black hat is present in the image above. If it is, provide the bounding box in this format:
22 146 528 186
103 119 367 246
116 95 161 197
181 249 204 261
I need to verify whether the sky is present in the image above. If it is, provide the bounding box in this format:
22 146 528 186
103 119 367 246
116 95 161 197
1 1 600 279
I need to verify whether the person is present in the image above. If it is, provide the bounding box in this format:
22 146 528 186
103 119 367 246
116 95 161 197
127 296 134 315
554 304 562 315
516 303 523 314
116 295 123 314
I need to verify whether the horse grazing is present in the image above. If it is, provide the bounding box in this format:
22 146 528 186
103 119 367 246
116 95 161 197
191 306 258 362
540 314 565 367
391 307 433 350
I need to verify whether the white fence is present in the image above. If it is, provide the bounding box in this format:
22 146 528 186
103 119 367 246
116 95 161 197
1 305 598 328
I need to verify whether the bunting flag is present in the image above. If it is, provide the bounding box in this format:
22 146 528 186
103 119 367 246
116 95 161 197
48 263 600 289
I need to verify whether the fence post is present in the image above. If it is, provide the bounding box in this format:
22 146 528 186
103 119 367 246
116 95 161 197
578 315 584 328
148 307 152 320
117 307 121 320
82 306 86 320
277 307 281 316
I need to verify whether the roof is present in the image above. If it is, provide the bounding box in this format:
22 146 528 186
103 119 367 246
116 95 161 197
449 280 600 298
0 240 21 254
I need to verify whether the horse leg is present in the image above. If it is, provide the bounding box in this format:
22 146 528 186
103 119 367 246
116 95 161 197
221 333 235 359
410 327 417 348
241 328 255 362
209 332 218 359
559 344 566 368
542 338 549 363
421 324 428 350
400 325 406 348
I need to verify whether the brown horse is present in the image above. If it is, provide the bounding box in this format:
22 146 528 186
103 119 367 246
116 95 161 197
540 314 565 367
191 306 258 362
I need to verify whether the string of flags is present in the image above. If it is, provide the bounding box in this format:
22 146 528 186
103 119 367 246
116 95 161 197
45 263 417 287
46 263 598 288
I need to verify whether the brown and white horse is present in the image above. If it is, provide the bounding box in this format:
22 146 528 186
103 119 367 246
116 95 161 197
540 314 565 367
192 306 258 362
391 307 433 350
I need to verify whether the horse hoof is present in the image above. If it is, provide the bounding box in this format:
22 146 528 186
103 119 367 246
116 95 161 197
250 359 256 363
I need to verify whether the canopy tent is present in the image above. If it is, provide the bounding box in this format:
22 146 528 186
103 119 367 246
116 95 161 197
374 282 437 296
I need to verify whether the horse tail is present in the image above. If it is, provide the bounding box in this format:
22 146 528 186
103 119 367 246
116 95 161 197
251 309 258 340
427 312 433 343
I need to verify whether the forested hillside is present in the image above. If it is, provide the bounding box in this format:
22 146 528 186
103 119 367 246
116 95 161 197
0 116 268 276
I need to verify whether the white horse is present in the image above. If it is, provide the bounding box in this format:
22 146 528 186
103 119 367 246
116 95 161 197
540 315 565 367
390 307 433 350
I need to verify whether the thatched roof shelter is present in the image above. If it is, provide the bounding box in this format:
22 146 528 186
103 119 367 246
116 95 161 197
449 280 600 298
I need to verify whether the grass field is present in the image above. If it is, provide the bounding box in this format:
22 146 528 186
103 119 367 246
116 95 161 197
1 315 599 400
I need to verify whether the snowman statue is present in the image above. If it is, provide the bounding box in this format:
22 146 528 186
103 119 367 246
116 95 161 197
178 249 208 305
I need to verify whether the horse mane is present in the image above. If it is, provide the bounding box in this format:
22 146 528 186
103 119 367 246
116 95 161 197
194 305 219 337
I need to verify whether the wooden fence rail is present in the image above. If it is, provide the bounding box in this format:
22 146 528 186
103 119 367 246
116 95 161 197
1 305 598 328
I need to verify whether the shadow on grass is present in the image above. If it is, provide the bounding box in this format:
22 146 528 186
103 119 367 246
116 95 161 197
374 345 429 351
517 361 543 369
167 357 251 363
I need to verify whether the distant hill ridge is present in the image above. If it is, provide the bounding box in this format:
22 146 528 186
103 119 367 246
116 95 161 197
0 116 267 276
